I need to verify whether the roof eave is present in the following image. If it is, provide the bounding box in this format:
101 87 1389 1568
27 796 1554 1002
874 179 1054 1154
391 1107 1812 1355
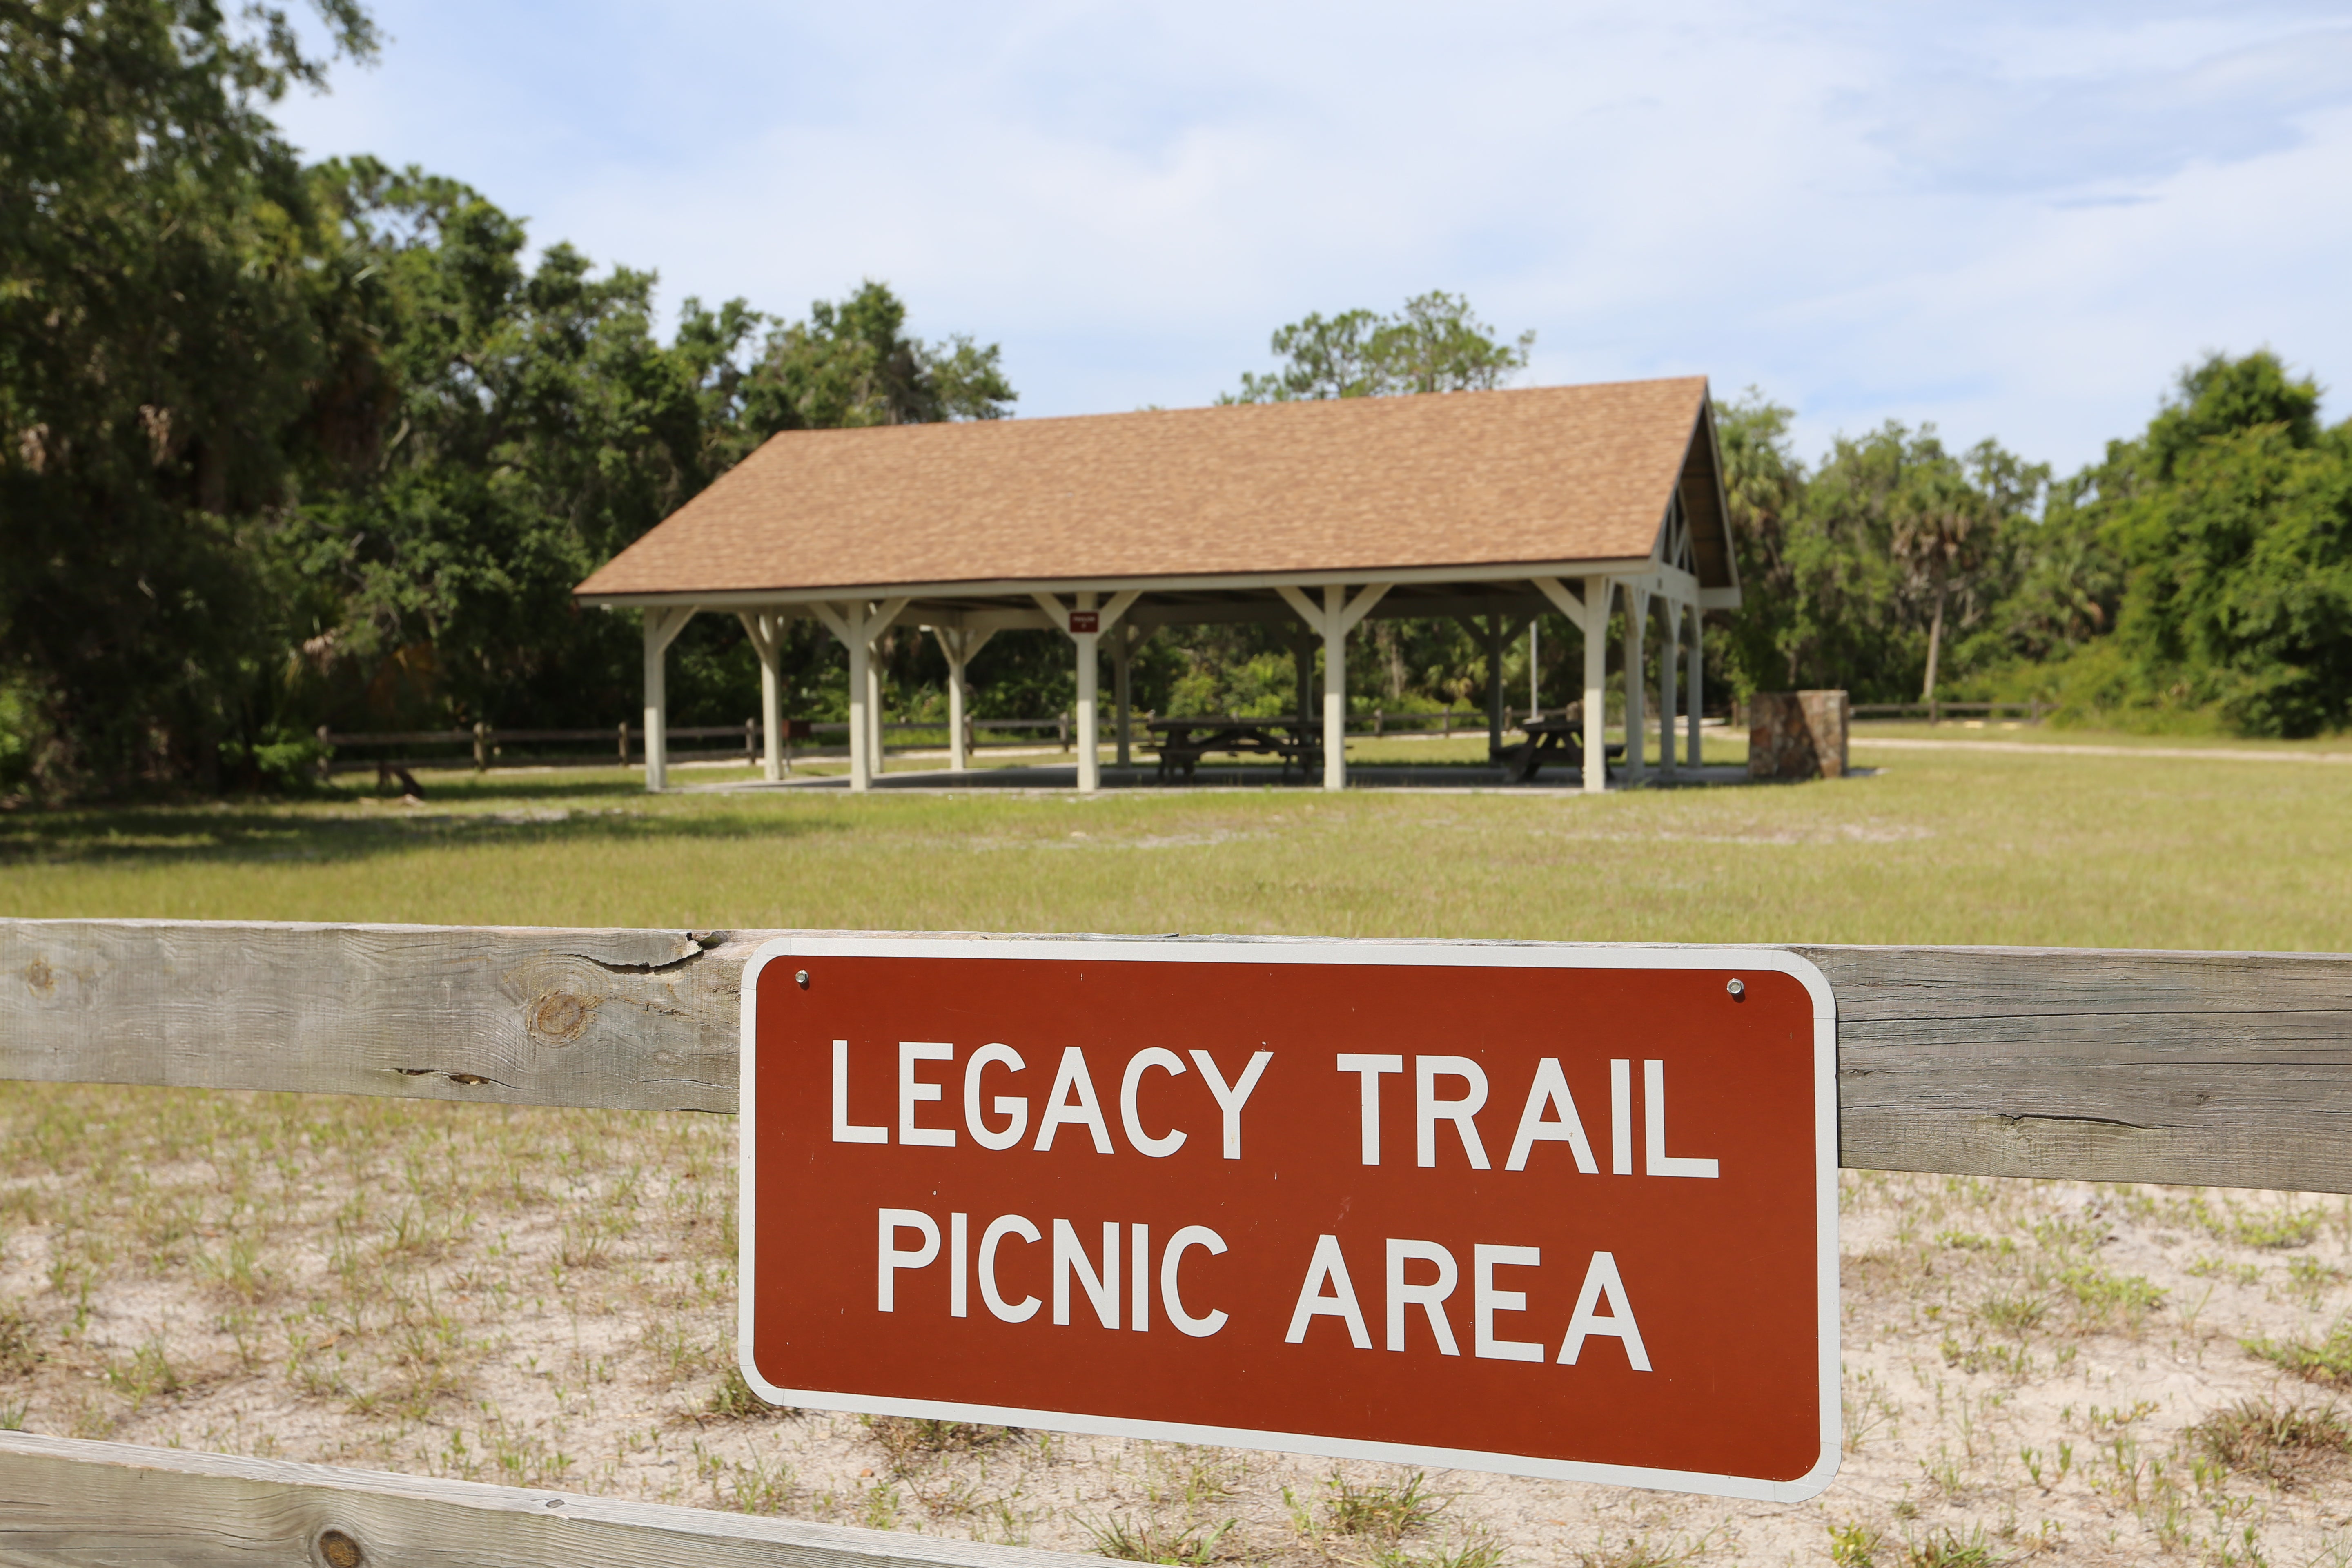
575 555 1665 610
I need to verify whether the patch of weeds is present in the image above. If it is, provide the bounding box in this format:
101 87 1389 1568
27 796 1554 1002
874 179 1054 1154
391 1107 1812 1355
2245 1318 2352 1388
1325 1470 1441 1540
862 1414 1012 1474
1087 1516 1240 1565
727 1454 795 1513
0 1301 40 1377
2192 1397 2351 1487
2288 1256 2349 1308
2188 1255 2262 1287
1572 1534 1699 1568
1976 1294 2047 1336
1844 1370 1900 1454
1828 1522 1882 1568
488 1427 575 1489
2057 1265 2166 1330
100 1339 183 1412
1939 1333 2030 1376
705 1365 792 1419
1938 1231 2012 1256
1389 1537 1506 1568
2229 1209 2323 1250
2081 1400 2160 1433
1900 1526 1996 1566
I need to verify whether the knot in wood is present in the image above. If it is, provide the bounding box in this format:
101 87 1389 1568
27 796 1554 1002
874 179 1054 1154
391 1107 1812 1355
22 957 54 996
317 1528 365 1568
528 989 594 1043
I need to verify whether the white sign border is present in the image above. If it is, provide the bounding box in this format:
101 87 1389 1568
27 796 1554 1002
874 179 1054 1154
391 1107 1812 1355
738 933 1840 1504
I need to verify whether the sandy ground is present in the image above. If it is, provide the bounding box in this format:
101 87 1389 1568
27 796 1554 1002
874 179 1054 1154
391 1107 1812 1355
5 1087 2352 1567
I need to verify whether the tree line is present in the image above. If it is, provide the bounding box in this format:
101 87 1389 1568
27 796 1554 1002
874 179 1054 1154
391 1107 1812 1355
4 3 2347 797
1717 350 2352 737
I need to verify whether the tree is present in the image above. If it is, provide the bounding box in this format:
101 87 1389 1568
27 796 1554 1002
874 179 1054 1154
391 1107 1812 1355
1770 424 2043 702
732 280 1013 457
0 0 381 791
2103 355 2352 736
1224 292 1532 403
1712 391 1806 694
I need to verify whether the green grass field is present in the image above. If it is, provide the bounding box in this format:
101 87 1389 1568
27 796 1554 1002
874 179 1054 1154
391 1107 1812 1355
10 732 2352 1565
6 729 2350 952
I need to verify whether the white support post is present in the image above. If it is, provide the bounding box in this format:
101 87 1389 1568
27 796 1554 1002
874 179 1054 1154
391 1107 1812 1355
1624 584 1647 782
1321 587 1347 791
928 627 995 774
867 656 885 777
1686 604 1703 769
1659 592 1680 776
941 630 965 772
640 606 695 793
808 599 906 794
846 615 871 791
1529 620 1540 718
1113 626 1141 769
737 611 784 783
1034 590 1139 793
1074 593 1100 791
1581 577 1609 793
1276 582 1390 792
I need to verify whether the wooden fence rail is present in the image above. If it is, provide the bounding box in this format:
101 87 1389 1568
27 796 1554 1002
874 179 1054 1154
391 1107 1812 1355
0 1428 1110 1567
5 919 2350 1192
5 917 2350 1564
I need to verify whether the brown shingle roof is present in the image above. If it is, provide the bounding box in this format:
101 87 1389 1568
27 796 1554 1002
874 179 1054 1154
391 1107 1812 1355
575 376 1712 599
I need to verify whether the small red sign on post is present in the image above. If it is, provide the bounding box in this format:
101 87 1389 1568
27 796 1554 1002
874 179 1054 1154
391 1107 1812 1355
1066 610 1101 634
740 937 1838 1500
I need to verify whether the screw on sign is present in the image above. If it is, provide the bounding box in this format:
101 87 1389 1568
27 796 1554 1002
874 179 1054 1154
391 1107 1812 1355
738 936 1838 1501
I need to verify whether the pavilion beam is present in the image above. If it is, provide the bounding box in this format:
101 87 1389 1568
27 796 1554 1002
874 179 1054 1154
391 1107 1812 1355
640 606 696 793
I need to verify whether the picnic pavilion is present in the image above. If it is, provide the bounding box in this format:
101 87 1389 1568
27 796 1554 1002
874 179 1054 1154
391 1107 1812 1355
572 375 1741 794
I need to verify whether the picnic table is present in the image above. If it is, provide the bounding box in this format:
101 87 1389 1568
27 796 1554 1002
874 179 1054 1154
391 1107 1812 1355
1149 717 1322 782
1492 714 1625 783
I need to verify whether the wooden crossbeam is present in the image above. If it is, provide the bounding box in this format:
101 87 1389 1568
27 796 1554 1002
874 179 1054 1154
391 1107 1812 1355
4 920 2350 1192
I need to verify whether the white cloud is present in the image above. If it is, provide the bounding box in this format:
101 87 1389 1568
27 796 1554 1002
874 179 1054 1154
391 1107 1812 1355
273 0 2352 472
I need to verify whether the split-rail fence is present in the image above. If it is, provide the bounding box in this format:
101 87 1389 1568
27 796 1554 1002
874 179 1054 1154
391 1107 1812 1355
4 918 2350 1565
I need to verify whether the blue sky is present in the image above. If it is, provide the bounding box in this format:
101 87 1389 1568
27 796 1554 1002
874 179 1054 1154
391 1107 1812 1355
275 0 2352 475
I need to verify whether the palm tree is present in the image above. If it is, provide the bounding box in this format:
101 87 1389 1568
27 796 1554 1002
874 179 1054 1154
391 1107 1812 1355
1893 468 1994 705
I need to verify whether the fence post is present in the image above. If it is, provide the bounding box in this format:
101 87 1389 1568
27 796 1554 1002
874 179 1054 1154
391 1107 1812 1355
1058 710 1070 751
315 724 333 782
472 721 488 773
745 718 757 763
618 721 630 764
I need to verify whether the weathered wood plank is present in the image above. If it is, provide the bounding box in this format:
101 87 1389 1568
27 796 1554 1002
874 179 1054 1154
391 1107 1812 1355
1803 943 2352 1192
5 920 2350 1191
0 1429 1112 1568
1 918 748 1113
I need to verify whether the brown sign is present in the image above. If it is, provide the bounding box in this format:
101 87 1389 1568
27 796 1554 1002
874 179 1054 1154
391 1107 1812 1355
1066 610 1101 633
740 937 1837 1499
